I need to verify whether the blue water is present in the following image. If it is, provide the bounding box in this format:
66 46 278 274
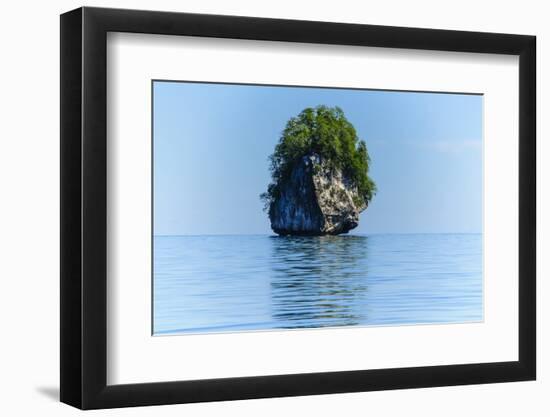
153 234 482 335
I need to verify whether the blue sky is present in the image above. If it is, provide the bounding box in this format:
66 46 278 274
153 81 482 235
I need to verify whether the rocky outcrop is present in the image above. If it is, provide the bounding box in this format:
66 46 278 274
270 153 367 236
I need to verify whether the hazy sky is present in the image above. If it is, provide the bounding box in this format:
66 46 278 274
153 81 482 235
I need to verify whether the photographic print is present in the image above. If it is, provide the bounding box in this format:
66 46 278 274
61 9 536 407
152 81 483 336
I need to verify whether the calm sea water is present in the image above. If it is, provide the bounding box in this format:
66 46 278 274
153 234 482 335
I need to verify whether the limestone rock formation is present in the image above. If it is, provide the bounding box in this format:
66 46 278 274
269 153 367 236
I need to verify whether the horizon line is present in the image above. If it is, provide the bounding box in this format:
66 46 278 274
153 232 483 237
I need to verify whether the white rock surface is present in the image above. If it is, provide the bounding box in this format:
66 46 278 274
270 153 367 235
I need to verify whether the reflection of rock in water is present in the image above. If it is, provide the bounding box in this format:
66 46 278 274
269 235 369 329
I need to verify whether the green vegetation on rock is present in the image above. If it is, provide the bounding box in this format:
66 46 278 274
261 105 376 213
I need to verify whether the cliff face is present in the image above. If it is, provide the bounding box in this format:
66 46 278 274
270 153 367 236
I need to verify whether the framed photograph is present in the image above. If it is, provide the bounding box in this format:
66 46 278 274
60 6 536 409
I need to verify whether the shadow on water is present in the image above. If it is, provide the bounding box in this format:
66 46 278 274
268 235 370 329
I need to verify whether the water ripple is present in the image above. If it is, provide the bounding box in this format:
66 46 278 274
153 234 482 335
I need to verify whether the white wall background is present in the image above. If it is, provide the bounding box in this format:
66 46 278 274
0 0 545 415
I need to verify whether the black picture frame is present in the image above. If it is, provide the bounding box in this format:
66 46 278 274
60 6 536 410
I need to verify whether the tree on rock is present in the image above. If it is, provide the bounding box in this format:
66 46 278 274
261 106 376 236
